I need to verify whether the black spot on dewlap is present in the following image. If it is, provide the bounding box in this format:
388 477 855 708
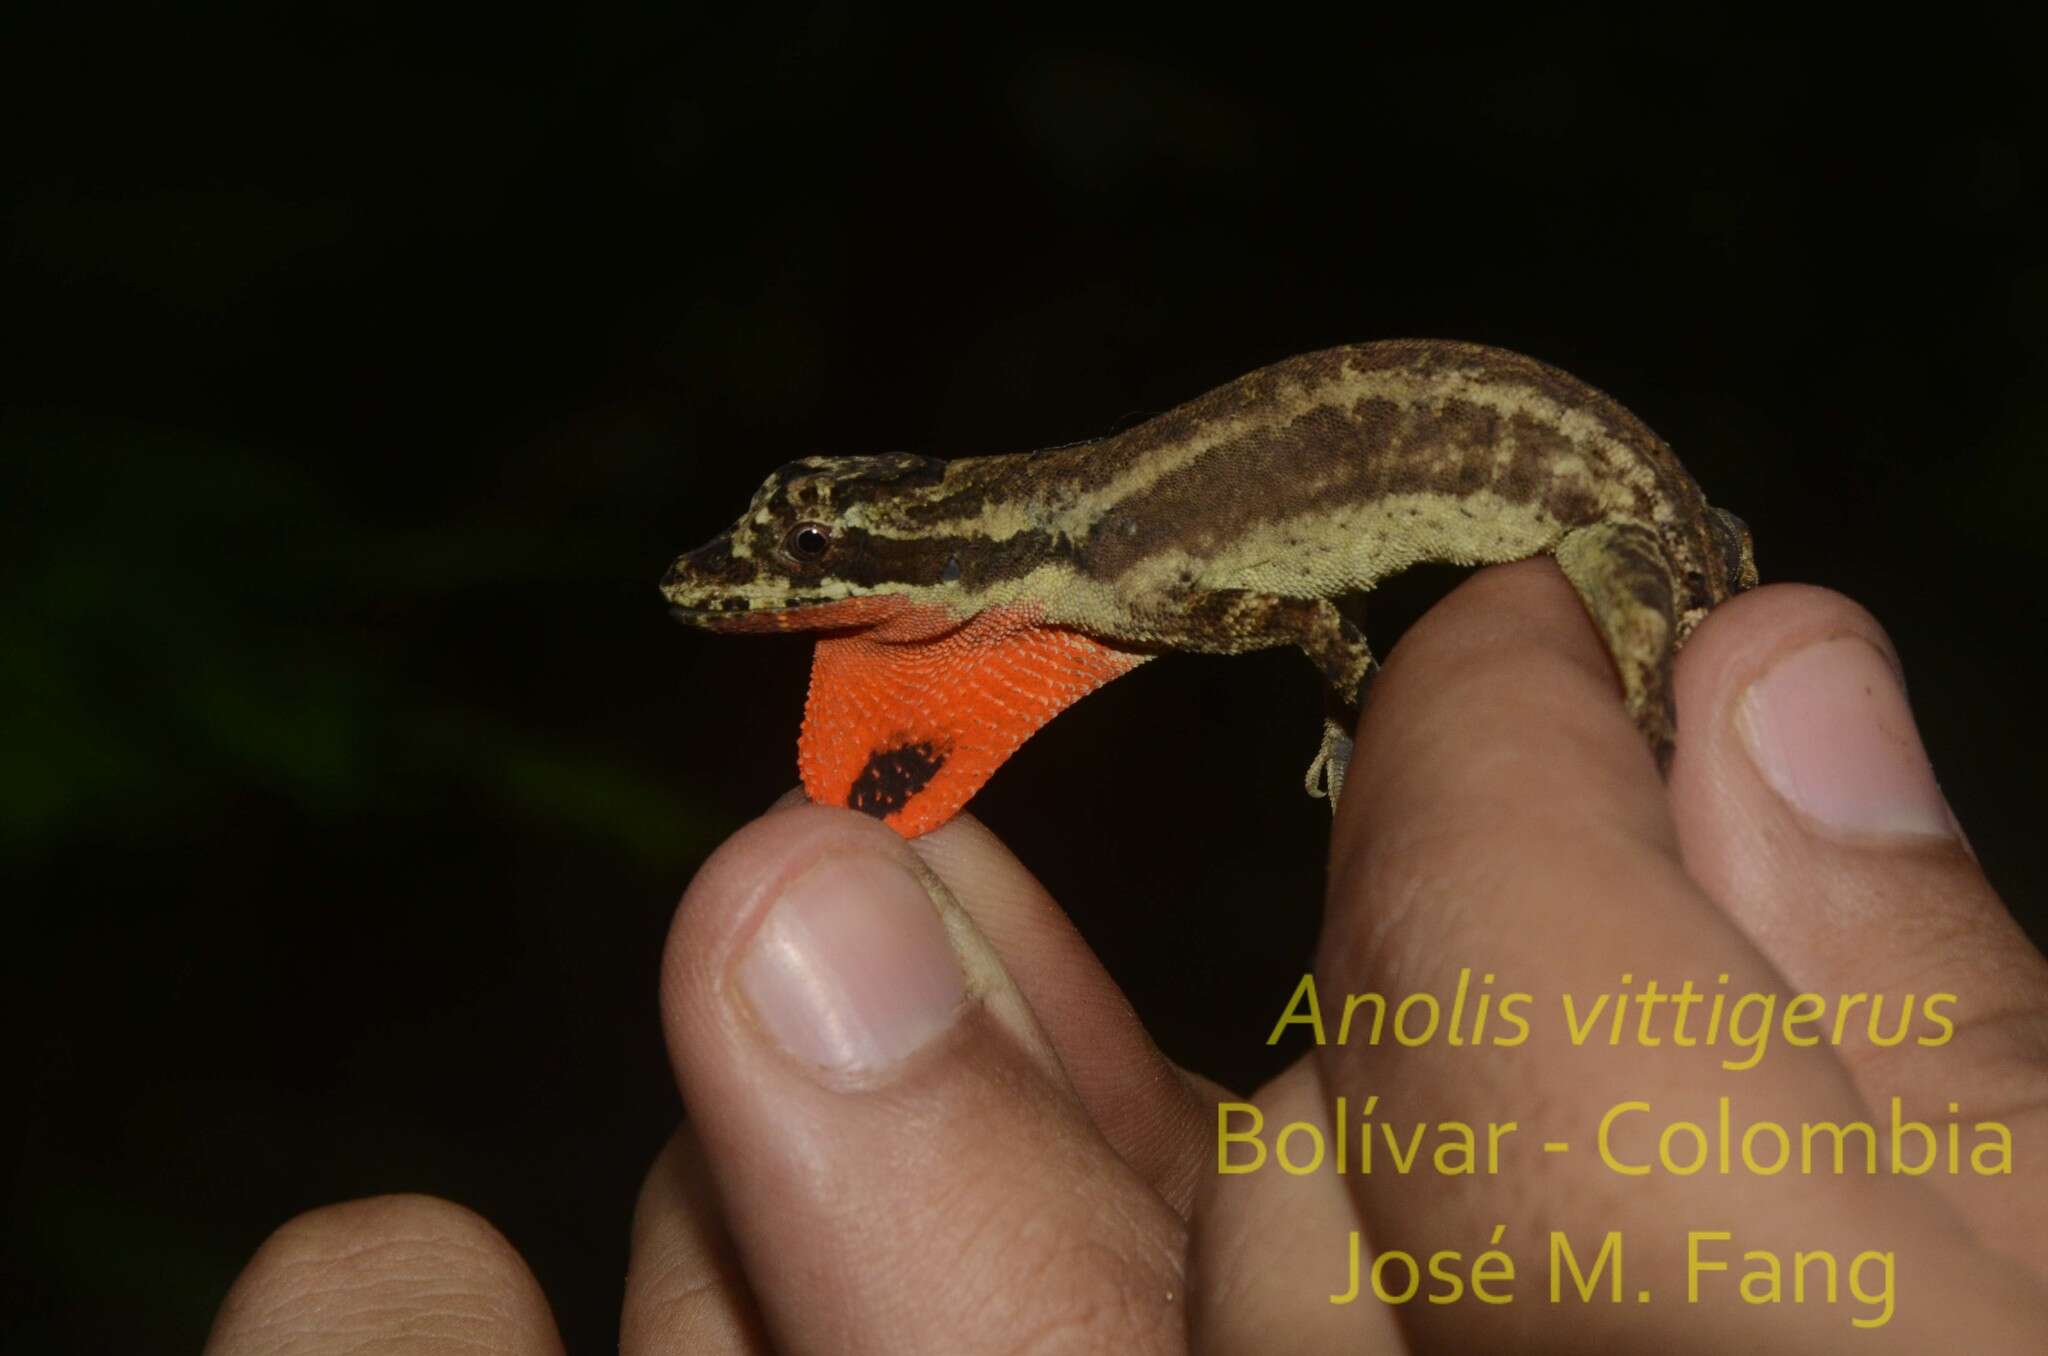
847 742 946 818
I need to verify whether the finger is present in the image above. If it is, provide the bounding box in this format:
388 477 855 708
1313 560 2046 1349
766 795 1218 1211
205 1195 562 1356
1187 1059 1402 1354
663 803 1187 1354
622 1127 772 1354
905 811 1218 1212
1667 584 2048 1266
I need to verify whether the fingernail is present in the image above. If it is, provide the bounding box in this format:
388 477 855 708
1737 637 1955 840
735 853 966 1074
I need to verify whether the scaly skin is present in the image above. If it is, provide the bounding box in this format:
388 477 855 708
663 340 1758 836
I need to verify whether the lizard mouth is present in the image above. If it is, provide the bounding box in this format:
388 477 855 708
668 595 916 634
667 603 797 633
666 603 749 620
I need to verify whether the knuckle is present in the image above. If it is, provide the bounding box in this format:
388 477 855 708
925 1180 1184 1354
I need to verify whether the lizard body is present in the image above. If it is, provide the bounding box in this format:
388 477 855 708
663 340 1758 836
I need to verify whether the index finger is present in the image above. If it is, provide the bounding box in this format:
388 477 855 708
1307 560 2043 1349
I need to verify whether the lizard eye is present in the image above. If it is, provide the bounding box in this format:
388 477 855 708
782 522 833 564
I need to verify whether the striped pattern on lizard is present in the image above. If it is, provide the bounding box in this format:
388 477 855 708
661 340 1759 837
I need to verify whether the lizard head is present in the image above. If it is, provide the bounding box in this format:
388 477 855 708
665 449 1138 838
661 452 971 633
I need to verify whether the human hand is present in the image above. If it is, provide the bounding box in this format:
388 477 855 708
206 562 2048 1352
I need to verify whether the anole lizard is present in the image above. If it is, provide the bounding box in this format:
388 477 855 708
662 340 1758 837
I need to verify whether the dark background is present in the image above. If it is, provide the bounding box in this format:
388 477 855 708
7 9 2042 1350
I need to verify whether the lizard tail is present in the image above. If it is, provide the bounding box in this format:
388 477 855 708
1707 506 1760 597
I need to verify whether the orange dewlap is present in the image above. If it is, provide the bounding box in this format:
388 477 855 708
799 603 1152 837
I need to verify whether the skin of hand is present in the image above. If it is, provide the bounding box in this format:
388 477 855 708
206 561 2048 1354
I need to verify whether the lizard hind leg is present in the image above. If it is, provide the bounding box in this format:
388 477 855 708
1550 519 1682 773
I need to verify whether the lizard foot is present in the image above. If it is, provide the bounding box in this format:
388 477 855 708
1304 717 1354 809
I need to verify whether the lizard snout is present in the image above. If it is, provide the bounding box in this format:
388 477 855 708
661 532 758 598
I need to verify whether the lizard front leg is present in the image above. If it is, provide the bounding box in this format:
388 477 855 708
1134 589 1376 809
